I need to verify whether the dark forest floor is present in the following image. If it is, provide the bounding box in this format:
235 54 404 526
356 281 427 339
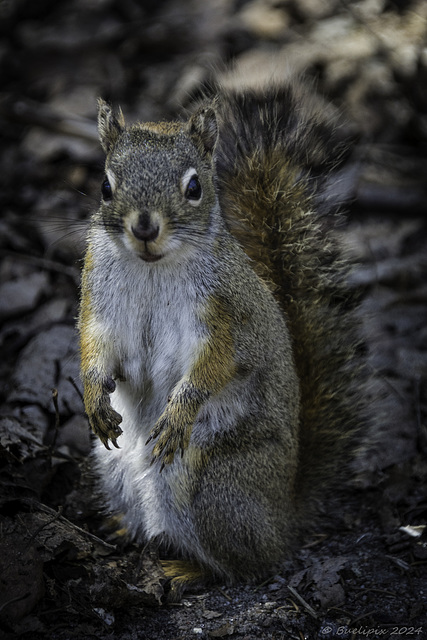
0 1 426 638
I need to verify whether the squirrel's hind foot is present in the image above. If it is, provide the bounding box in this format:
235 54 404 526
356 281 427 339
98 513 131 547
161 559 212 602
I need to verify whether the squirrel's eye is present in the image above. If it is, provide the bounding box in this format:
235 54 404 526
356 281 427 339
101 177 112 201
184 174 202 202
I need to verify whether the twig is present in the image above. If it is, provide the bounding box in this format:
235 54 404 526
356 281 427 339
287 585 318 619
216 587 232 602
23 499 117 551
30 505 63 543
351 609 380 625
51 388 61 450
67 376 84 404
0 593 32 614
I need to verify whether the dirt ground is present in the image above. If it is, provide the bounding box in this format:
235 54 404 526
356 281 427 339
0 1 426 638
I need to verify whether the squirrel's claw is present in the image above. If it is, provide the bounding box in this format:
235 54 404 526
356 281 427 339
89 401 123 449
147 409 193 469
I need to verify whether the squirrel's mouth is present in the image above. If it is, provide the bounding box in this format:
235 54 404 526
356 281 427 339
140 251 163 263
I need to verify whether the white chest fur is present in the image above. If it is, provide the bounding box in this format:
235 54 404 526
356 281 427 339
89 230 207 540
95 232 204 428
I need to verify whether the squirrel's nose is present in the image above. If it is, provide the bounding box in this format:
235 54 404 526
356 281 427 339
131 214 159 242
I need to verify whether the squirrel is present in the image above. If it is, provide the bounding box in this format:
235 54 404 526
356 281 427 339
78 76 366 596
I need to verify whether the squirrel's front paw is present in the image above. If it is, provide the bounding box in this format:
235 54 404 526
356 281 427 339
90 400 123 449
146 407 193 470
85 377 123 449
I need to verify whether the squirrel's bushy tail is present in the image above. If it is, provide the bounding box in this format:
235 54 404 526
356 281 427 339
213 80 366 512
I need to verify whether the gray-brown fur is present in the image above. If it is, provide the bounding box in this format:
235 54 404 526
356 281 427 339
213 82 366 512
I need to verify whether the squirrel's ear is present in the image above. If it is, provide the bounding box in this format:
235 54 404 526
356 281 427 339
187 107 218 158
97 98 125 154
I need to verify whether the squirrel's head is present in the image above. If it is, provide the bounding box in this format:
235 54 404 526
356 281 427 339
95 99 219 265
